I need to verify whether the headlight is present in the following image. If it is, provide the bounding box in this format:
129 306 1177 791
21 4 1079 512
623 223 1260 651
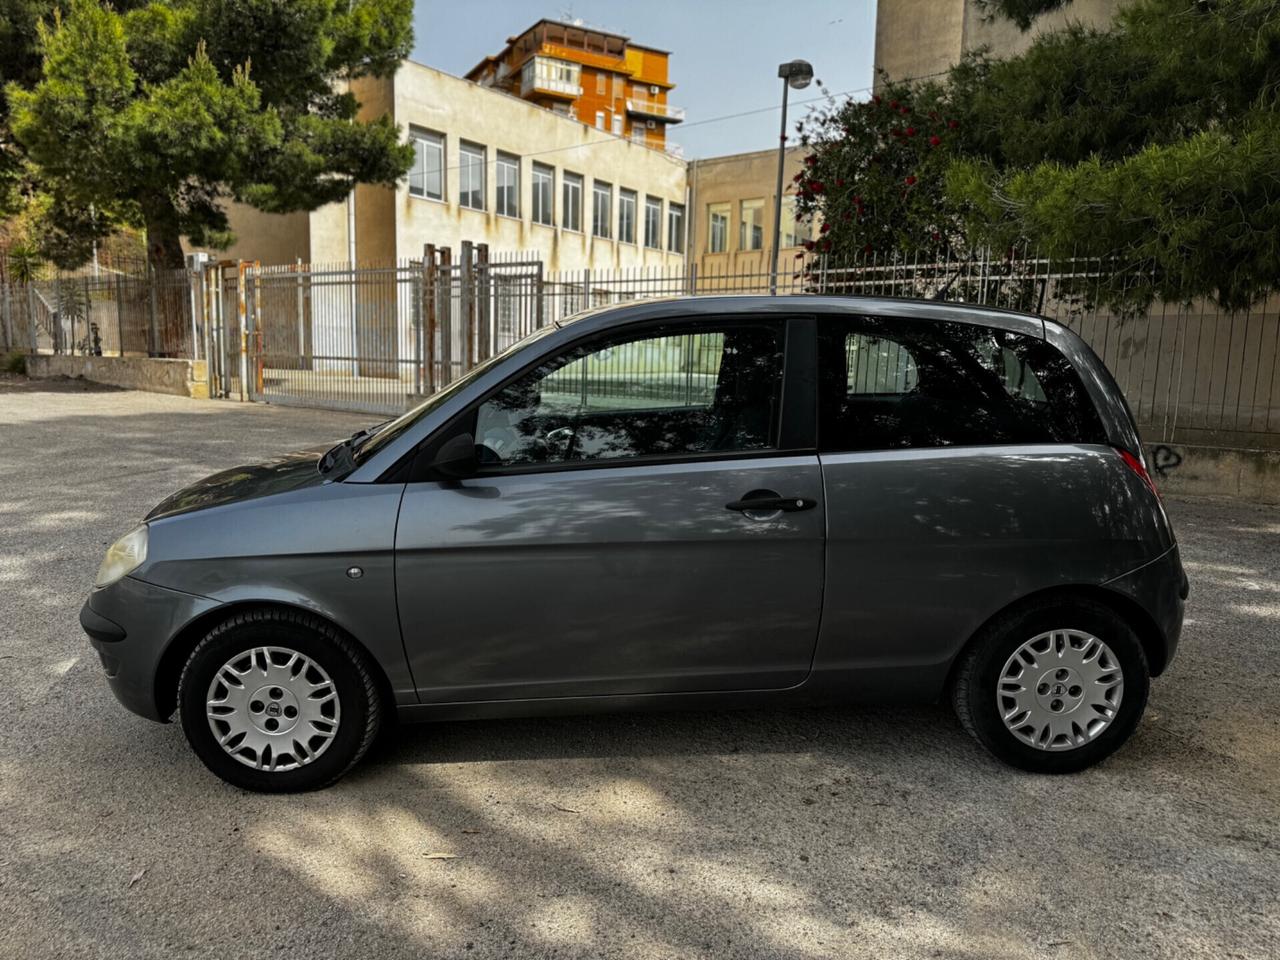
95 524 148 588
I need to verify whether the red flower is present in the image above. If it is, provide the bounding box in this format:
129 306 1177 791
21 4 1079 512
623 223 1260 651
929 135 941 147
931 231 941 241
928 111 939 120
810 180 826 193
890 127 903 137
804 240 815 251
872 94 882 105
899 106 910 115
947 119 959 129
852 195 862 205
835 178 845 187
905 175 917 186
906 127 917 137
804 154 817 166
795 252 804 259
820 222 831 233
822 239 832 251
792 171 804 182
889 99 899 109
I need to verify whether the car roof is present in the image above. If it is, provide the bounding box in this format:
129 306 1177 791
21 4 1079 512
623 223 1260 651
558 294 1048 339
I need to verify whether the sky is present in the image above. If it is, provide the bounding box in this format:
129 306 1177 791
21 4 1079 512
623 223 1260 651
412 0 878 159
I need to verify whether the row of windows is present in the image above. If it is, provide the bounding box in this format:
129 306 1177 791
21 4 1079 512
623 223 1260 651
462 317 1103 471
408 127 686 253
706 197 811 255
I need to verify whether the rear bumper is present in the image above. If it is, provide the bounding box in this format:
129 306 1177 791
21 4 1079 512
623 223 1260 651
81 576 219 722
1104 544 1187 676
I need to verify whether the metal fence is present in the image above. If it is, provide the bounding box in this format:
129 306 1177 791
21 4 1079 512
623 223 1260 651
3 247 1278 452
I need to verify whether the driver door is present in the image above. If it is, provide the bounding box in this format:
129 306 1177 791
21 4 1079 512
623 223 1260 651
394 316 826 703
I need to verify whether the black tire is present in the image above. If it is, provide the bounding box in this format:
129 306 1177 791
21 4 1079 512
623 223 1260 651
951 597 1150 773
177 608 382 792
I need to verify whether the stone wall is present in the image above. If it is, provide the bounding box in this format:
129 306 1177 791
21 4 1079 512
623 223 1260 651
26 355 209 399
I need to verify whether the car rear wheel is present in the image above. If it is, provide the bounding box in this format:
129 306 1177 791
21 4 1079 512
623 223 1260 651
177 609 382 792
951 598 1150 773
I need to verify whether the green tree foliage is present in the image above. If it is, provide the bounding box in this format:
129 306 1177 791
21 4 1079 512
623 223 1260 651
973 0 1074 30
6 0 415 271
800 0 1280 309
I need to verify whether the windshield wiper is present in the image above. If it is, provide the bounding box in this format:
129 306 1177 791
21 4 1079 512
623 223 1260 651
317 420 392 476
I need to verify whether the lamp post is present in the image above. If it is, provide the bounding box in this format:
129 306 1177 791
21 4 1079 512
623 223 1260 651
770 59 813 295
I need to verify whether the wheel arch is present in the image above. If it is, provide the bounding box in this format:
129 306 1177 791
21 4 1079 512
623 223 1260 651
944 583 1170 697
153 601 394 722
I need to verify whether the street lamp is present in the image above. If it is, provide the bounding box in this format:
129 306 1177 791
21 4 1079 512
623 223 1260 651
771 59 813 294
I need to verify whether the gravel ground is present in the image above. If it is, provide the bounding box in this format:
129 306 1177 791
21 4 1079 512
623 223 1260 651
1 377 1277 960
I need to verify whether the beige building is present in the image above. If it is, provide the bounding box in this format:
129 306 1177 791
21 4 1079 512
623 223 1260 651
687 148 812 279
874 0 1121 87
209 59 690 271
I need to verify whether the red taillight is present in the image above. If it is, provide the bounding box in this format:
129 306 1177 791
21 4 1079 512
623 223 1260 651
1115 447 1159 498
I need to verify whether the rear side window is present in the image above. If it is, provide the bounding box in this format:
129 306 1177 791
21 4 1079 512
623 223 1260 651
818 316 1105 452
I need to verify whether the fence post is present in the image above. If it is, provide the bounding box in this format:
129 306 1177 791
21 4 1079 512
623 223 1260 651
421 244 435 395
27 284 38 353
294 257 305 371
460 240 475 374
236 260 249 401
476 242 491 361
2 283 12 353
686 262 697 296
439 246 453 386
534 261 545 329
147 259 159 356
583 267 591 311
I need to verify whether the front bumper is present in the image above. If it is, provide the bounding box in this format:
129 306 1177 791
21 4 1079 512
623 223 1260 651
81 576 220 721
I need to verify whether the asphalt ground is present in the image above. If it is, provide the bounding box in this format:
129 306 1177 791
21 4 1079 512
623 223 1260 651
1 375 1277 960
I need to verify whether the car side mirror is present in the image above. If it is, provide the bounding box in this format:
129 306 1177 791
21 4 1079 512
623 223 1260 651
431 432 479 479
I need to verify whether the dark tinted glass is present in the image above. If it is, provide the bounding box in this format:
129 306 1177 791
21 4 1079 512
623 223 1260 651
473 321 786 467
818 316 1106 452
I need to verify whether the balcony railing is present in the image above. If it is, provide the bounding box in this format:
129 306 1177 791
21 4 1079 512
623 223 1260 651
625 98 686 122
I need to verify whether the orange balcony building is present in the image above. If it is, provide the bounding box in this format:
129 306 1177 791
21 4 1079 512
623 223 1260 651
466 19 683 154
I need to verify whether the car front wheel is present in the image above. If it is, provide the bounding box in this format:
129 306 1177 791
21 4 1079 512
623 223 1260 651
951 598 1150 773
177 609 382 792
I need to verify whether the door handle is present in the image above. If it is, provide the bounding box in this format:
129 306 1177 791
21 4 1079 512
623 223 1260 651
726 495 816 513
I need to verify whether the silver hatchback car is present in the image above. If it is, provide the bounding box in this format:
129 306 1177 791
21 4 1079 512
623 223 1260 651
81 296 1187 791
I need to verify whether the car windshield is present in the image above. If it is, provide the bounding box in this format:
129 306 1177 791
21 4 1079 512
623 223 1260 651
350 323 563 467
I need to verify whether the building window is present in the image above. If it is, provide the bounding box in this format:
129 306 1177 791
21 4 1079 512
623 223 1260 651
740 198 764 251
532 163 554 226
644 196 662 249
408 128 443 201
596 73 606 95
496 152 520 218
618 189 637 244
592 180 612 238
459 141 485 210
563 172 583 231
612 113 623 137
595 111 606 131
708 202 730 253
667 203 685 253
781 195 811 248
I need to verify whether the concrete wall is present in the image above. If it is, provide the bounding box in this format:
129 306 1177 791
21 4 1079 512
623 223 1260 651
26 355 210 399
688 147 809 278
1146 443 1280 505
875 0 1121 86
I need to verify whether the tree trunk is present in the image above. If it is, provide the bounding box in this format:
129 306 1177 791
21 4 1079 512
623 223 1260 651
143 198 187 273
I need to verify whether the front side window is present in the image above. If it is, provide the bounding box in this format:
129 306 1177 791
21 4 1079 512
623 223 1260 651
740 198 764 251
408 128 443 200
472 321 786 468
644 196 662 248
592 180 612 238
618 189 637 244
667 203 685 253
818 316 1106 452
532 163 554 226
459 142 485 210
708 202 730 253
496 152 520 218
563 172 583 231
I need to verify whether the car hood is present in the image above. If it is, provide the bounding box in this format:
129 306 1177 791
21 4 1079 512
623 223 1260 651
145 445 332 521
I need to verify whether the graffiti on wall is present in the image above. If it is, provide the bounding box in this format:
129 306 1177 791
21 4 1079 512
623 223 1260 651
1151 444 1184 477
